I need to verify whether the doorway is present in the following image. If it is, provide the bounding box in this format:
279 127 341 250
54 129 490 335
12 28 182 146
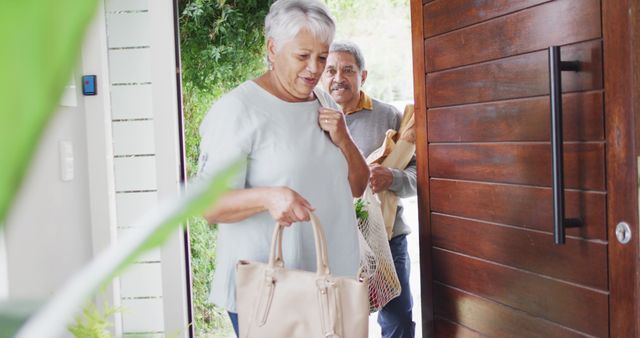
326 0 420 335
179 0 421 336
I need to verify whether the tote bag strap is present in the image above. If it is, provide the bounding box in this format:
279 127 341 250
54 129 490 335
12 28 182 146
268 212 331 276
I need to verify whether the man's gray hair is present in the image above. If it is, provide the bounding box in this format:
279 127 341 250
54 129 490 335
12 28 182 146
330 41 366 71
265 0 335 48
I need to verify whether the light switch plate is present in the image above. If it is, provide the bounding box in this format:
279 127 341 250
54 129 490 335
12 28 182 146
59 140 74 181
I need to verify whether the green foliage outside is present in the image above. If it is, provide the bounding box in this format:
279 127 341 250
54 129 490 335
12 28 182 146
179 0 271 97
188 217 234 337
178 0 271 336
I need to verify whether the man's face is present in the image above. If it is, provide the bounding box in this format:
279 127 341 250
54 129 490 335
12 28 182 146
321 51 367 109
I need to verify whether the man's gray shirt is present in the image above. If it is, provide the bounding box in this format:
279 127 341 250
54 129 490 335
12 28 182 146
346 95 417 239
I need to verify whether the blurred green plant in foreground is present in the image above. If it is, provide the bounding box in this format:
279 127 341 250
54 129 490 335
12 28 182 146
68 301 120 338
0 1 238 337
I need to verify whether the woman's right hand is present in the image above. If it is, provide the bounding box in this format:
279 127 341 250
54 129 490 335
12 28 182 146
265 187 315 226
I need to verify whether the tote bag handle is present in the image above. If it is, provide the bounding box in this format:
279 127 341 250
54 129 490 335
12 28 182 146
267 212 331 276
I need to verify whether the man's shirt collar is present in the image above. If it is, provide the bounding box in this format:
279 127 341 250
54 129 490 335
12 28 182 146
344 91 373 115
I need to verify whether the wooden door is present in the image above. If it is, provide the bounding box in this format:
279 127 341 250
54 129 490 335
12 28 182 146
410 0 640 337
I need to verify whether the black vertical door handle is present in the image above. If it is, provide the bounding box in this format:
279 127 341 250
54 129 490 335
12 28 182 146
548 46 582 245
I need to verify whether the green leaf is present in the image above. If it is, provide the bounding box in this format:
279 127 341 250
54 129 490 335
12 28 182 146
12 161 241 338
354 198 369 221
67 301 120 338
0 0 98 224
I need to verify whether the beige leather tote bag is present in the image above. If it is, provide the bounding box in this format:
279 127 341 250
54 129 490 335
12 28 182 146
236 213 369 338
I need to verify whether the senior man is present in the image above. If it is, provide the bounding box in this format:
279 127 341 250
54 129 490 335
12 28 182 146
321 40 417 338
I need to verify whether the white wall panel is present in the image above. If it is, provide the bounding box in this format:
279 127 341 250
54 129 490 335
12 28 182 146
114 156 157 192
120 263 163 298
117 228 161 262
107 12 150 48
115 191 157 226
109 48 151 84
104 0 188 335
112 120 156 156
106 0 148 12
121 298 165 333
5 107 93 299
111 84 153 120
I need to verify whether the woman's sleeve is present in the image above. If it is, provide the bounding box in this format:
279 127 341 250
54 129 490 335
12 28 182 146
196 96 252 189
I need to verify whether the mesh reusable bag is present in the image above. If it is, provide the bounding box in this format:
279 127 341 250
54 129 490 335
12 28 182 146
356 105 416 311
313 87 403 312
355 187 401 312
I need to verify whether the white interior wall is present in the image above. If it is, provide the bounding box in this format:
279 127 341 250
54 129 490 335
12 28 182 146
4 96 93 300
0 228 8 299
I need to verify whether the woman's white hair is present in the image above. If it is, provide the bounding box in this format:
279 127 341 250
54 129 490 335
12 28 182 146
265 0 336 48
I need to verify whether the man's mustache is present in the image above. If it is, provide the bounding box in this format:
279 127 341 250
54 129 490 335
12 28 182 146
331 83 350 91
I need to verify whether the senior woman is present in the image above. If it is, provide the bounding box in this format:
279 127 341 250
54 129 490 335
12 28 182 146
196 0 369 335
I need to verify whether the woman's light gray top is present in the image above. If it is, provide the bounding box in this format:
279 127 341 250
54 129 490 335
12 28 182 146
197 80 360 312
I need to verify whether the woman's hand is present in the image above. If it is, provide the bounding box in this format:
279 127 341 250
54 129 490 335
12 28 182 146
318 107 350 147
318 107 369 197
265 187 315 226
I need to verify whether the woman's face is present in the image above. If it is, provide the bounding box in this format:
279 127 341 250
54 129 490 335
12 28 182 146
268 29 330 102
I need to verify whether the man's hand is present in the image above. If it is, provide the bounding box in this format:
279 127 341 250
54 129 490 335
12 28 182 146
369 164 393 193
